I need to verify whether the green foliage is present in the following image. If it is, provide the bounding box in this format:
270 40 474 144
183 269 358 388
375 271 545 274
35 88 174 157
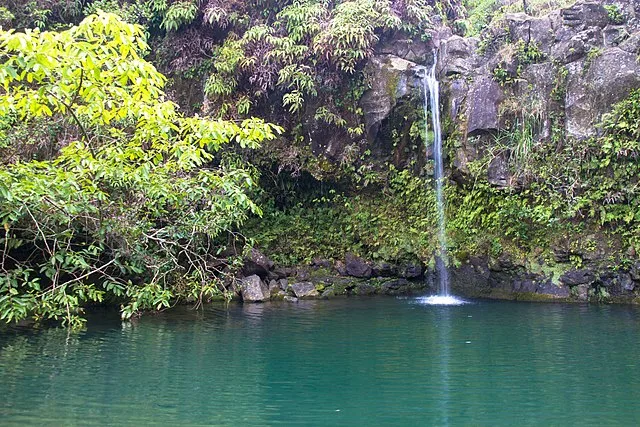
161 0 198 31
604 4 625 25
204 0 433 120
0 12 281 328
0 7 15 28
82 0 166 27
245 167 437 265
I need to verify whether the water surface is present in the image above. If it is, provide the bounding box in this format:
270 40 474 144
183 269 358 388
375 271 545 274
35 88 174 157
1 297 640 425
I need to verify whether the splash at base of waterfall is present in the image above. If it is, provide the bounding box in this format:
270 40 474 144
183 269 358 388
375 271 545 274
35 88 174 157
416 295 467 306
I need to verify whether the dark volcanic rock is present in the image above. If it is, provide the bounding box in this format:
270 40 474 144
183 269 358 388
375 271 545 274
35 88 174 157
398 262 424 278
380 278 411 294
239 275 269 302
345 253 372 278
372 261 397 277
560 269 596 286
537 281 571 298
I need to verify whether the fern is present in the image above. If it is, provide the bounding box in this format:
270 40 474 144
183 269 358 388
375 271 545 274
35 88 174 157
161 0 198 31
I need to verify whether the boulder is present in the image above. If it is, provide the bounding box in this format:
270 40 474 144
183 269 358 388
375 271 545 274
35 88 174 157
239 275 269 302
241 248 274 278
290 282 319 298
334 260 348 276
345 253 372 278
513 279 537 293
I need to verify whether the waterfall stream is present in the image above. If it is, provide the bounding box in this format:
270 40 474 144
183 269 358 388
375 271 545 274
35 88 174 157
417 53 465 305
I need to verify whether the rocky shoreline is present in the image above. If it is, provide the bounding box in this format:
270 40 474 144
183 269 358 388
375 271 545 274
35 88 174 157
235 249 640 304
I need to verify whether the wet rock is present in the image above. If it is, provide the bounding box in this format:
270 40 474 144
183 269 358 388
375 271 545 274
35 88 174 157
620 274 635 292
560 268 596 286
450 257 490 296
268 280 286 299
466 76 504 135
345 253 372 278
321 281 351 298
290 282 319 298
606 273 635 294
444 78 469 123
239 275 269 302
241 248 274 278
284 296 299 303
630 262 640 282
378 37 432 63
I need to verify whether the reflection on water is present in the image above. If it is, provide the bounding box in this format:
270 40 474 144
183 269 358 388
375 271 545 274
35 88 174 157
2 298 640 425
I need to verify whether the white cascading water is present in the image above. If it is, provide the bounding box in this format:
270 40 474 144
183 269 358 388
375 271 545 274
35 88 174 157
417 52 465 306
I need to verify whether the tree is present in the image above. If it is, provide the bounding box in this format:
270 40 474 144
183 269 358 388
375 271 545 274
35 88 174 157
0 12 281 328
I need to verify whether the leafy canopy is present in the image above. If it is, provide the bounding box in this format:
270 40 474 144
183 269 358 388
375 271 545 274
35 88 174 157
0 12 281 328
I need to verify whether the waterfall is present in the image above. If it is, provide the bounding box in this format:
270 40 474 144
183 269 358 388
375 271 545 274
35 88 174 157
422 53 450 297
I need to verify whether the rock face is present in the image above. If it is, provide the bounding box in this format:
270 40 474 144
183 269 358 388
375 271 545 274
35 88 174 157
355 0 640 186
239 275 269 302
465 76 504 135
359 55 419 143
